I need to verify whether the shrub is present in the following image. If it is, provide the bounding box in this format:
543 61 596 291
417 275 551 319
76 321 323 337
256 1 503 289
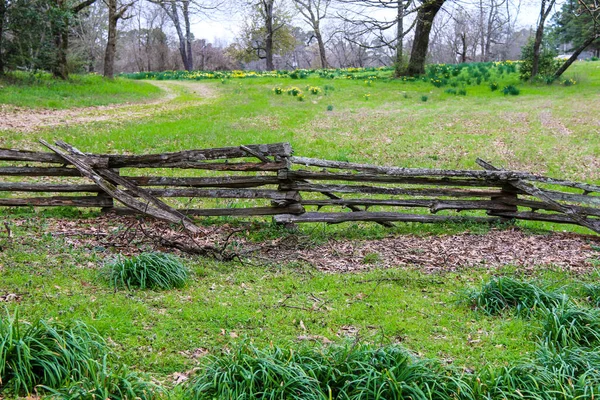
519 38 560 81
503 85 520 96
458 88 467 96
465 277 564 316
420 95 428 102
308 86 322 95
272 87 283 95
490 82 499 91
326 105 334 111
445 88 457 95
104 252 189 290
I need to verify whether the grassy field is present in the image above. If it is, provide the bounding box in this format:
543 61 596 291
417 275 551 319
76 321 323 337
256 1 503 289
0 72 161 109
0 62 600 398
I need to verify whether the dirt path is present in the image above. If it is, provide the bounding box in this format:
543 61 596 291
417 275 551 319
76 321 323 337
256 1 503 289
0 80 217 132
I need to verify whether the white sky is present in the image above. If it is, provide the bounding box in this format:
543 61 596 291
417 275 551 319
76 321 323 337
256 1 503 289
191 1 549 44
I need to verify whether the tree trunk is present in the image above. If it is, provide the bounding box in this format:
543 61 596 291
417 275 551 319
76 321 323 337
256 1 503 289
553 35 597 79
103 0 117 79
183 0 193 70
314 24 328 68
531 0 555 79
394 0 405 77
265 0 275 71
0 0 5 75
406 0 445 76
168 1 190 71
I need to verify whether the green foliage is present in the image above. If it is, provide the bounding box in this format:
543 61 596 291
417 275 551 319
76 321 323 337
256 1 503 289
466 277 564 317
272 87 283 94
326 104 334 111
562 78 577 86
104 252 189 290
0 311 159 398
503 85 520 96
541 304 600 347
583 283 600 306
420 95 428 102
519 38 560 81
287 86 301 96
490 82 499 91
186 343 469 400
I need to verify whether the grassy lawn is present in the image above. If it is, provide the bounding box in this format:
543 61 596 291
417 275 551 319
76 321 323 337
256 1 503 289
0 72 162 109
1 61 600 398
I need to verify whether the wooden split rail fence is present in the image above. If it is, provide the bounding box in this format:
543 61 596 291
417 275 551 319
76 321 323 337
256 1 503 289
1 141 599 235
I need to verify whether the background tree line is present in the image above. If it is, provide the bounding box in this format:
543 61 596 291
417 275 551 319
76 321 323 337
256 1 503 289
0 0 597 79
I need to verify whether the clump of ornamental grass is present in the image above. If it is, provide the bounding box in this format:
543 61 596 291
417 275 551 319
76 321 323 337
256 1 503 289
465 277 565 317
0 311 160 398
104 252 189 290
185 342 471 400
541 303 600 348
420 95 428 102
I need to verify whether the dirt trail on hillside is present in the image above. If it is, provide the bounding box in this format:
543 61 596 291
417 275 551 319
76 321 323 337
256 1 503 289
0 80 217 132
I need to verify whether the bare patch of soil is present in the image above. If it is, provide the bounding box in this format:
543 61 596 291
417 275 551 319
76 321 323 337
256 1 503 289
6 215 599 274
0 80 217 132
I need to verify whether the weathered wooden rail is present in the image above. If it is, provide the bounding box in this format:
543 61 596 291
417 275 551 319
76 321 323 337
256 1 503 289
1 141 599 235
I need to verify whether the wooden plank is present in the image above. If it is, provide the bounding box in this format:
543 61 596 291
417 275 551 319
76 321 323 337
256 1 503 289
0 167 81 177
290 156 600 193
301 198 515 213
0 148 108 167
105 143 292 167
114 203 305 217
141 188 301 201
112 161 287 171
280 182 502 198
274 212 501 224
0 196 113 207
488 211 600 227
128 175 279 188
281 170 506 188
0 183 101 192
501 197 600 218
477 158 600 234
41 140 201 234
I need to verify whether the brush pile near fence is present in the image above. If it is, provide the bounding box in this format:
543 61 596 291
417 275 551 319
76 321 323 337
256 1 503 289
1 141 599 235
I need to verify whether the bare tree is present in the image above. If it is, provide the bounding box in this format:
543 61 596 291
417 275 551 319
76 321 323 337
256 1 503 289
335 0 418 75
72 0 107 72
103 0 135 78
292 0 330 67
150 0 222 71
0 0 8 74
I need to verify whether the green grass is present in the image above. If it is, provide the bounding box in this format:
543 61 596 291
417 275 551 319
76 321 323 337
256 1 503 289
0 71 161 109
1 61 600 397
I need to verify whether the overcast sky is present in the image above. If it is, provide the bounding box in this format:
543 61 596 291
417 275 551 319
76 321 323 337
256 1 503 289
192 1 548 44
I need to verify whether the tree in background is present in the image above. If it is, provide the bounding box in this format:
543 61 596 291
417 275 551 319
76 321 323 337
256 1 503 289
530 0 556 79
552 0 599 79
335 0 417 76
229 0 296 70
292 0 330 68
103 0 135 78
406 0 446 75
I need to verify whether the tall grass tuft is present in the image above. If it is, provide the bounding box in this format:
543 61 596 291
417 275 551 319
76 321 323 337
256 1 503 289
541 304 600 347
0 311 105 395
105 252 189 290
465 277 565 317
0 311 161 398
186 343 471 399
